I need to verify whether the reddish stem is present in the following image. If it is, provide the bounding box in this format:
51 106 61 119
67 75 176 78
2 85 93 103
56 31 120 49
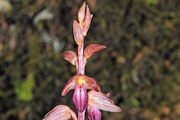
78 44 84 74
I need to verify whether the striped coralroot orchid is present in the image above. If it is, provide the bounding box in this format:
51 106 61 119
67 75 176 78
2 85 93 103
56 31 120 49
43 2 121 120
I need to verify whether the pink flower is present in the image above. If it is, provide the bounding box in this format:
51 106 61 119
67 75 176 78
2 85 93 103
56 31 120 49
87 91 122 120
43 105 77 120
61 74 100 96
61 74 100 112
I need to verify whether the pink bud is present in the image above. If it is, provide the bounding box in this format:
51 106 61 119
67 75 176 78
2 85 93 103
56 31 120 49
87 106 101 120
88 91 122 112
73 84 88 112
43 105 77 120
78 2 86 24
82 5 92 36
73 20 84 45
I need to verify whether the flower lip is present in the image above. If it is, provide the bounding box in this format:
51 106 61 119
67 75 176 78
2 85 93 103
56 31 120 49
73 84 88 112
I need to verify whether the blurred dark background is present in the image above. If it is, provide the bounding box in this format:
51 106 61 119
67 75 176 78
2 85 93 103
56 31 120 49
0 0 180 120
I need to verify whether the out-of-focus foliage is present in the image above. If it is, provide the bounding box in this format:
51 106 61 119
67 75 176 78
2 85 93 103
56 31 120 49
0 0 180 120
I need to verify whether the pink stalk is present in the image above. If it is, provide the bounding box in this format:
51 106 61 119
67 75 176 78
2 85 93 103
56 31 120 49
78 44 84 75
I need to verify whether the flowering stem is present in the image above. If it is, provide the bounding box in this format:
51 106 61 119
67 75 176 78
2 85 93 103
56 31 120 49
78 44 84 74
43 2 122 120
77 44 85 120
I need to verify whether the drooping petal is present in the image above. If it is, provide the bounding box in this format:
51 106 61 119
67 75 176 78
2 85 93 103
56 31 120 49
88 91 122 112
82 5 92 36
73 84 88 112
87 106 101 120
61 75 79 96
73 20 84 45
81 75 101 91
78 2 86 24
62 51 77 65
43 105 77 120
84 44 106 59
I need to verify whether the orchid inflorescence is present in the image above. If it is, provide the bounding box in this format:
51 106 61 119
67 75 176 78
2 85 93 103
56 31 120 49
43 2 121 120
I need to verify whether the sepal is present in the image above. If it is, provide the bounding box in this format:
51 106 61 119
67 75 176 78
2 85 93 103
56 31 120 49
43 105 77 120
61 75 78 96
84 44 106 59
62 51 77 65
81 75 101 91
88 91 122 112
